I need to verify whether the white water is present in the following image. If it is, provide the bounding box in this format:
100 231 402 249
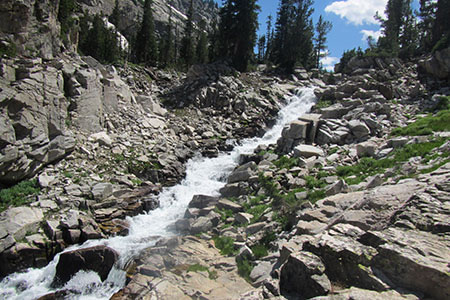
0 87 316 300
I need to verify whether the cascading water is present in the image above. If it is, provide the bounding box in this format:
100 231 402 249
0 87 316 300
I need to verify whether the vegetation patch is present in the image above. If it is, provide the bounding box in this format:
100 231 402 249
236 257 253 282
213 236 237 256
0 179 40 212
391 109 450 136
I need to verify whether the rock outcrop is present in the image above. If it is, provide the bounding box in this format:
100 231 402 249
52 245 119 286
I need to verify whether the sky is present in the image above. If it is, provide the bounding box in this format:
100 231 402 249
217 0 421 71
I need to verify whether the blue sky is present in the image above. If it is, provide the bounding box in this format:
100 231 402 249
255 0 421 71
215 0 420 71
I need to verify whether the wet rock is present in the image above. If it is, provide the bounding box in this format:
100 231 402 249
53 245 119 287
188 195 220 209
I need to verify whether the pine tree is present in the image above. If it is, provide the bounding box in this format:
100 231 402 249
160 7 175 67
217 0 235 59
232 0 259 71
265 15 273 61
257 35 266 62
180 0 196 68
134 0 158 66
109 0 120 28
314 15 332 70
196 20 209 64
377 0 417 57
272 0 315 72
417 0 437 52
432 0 450 50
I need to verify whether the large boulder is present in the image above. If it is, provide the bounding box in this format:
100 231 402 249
280 251 331 299
418 47 450 80
53 245 119 287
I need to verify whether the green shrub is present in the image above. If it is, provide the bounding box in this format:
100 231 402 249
213 236 237 256
0 179 40 212
273 156 300 169
251 244 268 259
236 257 253 282
0 42 17 57
187 264 209 273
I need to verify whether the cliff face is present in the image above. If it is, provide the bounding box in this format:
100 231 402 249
0 0 61 59
77 0 218 44
0 0 217 60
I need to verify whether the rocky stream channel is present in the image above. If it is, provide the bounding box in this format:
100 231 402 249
0 48 449 300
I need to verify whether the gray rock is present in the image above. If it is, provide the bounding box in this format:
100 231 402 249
190 216 213 234
282 120 308 140
217 199 243 213
280 252 331 299
0 207 44 240
246 222 266 235
89 132 113 147
92 183 113 200
235 212 254 225
356 141 377 158
293 144 325 158
249 261 272 286
349 120 371 139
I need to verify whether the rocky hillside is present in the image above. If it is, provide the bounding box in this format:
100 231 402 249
113 54 450 299
0 0 449 298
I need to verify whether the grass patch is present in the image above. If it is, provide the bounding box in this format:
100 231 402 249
273 156 300 169
391 109 450 136
316 99 333 109
337 138 448 184
0 179 40 212
187 263 208 273
213 236 237 256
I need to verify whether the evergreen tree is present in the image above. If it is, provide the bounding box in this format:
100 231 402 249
377 0 417 57
257 35 266 62
272 0 315 72
196 20 209 64
265 15 274 61
78 14 120 64
109 0 120 29
217 0 259 71
180 0 196 68
58 0 76 35
135 0 158 66
432 0 450 50
232 0 259 71
217 0 235 59
208 18 220 62
417 0 437 52
160 7 175 67
313 15 332 70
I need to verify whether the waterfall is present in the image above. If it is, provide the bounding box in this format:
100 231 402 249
0 87 316 300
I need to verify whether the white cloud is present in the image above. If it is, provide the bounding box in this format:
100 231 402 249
320 56 339 72
325 0 387 26
360 29 383 41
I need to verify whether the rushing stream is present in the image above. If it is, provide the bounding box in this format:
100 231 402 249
0 87 316 299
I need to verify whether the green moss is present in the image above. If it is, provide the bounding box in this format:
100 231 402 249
316 99 332 109
0 179 40 212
